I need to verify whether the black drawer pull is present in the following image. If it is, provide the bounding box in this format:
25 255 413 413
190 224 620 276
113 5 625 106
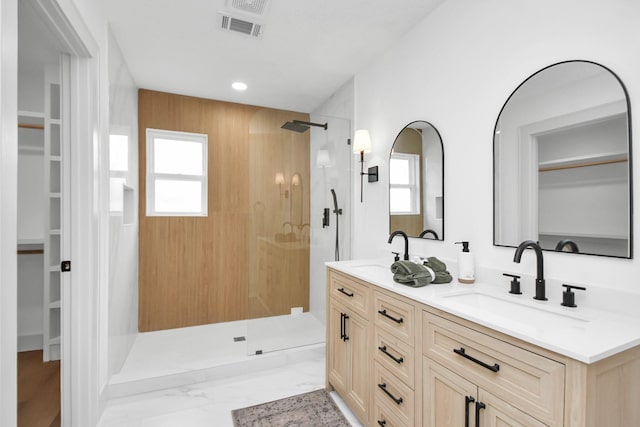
377 420 386 427
342 314 349 341
377 309 403 324
454 347 500 372
475 401 486 427
465 396 475 427
337 287 354 297
378 382 403 405
378 345 404 364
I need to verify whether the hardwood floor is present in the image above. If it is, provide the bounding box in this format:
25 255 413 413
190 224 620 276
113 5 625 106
18 350 60 427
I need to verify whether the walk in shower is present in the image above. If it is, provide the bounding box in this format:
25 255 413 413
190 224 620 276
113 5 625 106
111 104 352 391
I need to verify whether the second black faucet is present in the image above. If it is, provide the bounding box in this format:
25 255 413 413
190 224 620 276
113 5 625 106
388 230 409 261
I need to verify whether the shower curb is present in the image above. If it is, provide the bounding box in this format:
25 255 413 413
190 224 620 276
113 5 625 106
106 343 325 399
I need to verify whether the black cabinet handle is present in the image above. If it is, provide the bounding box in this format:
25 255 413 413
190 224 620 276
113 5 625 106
343 314 349 341
340 313 345 341
475 401 486 427
377 309 404 324
377 420 386 427
378 383 403 405
378 345 404 364
337 287 354 297
454 347 500 372
465 396 475 427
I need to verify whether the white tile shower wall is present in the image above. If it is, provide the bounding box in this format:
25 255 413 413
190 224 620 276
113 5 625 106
310 78 355 324
352 0 640 294
107 30 139 379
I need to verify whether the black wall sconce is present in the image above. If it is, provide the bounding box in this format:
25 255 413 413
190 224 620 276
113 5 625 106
353 129 378 203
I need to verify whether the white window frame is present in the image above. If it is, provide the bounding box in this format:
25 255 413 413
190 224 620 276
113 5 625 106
389 152 421 215
146 128 208 216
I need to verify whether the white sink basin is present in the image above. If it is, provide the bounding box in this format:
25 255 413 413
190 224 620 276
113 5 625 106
439 291 589 334
348 264 390 274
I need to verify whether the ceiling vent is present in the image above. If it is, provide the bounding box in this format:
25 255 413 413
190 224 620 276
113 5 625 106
227 0 268 16
220 14 263 38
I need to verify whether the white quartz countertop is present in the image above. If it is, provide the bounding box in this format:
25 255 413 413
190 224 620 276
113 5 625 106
326 259 640 364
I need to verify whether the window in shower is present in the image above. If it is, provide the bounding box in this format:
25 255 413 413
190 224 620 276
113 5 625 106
145 128 208 216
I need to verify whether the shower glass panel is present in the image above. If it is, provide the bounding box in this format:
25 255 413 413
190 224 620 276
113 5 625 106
246 111 351 355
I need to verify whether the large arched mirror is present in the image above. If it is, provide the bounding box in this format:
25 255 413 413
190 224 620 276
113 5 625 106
389 121 444 240
494 60 632 258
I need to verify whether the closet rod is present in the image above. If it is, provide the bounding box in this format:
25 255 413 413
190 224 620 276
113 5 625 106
539 158 627 173
18 123 45 130
17 249 44 255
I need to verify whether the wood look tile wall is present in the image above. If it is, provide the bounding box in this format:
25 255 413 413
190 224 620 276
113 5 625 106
138 89 310 332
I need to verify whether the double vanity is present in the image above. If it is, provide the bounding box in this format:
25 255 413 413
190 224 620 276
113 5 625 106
327 59 636 426
325 260 640 427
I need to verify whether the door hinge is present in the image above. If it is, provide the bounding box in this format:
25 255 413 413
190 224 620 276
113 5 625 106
61 260 71 272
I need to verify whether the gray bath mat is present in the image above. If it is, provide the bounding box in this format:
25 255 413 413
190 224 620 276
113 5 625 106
231 389 350 427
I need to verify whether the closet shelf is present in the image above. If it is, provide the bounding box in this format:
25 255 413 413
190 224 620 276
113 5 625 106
49 300 61 309
539 152 628 172
539 230 628 240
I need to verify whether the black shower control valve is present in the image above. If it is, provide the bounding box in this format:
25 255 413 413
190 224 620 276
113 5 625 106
392 251 400 262
561 284 586 308
503 273 522 295
322 208 330 228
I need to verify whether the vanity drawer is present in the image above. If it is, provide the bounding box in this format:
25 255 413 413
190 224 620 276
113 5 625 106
328 270 369 318
374 291 415 344
373 362 415 426
422 311 564 426
374 328 415 389
373 398 409 427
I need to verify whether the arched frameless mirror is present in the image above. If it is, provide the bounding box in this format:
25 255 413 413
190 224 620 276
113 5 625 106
494 60 632 258
389 121 444 240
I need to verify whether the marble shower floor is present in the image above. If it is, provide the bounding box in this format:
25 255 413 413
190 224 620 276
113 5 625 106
99 313 363 426
110 312 325 392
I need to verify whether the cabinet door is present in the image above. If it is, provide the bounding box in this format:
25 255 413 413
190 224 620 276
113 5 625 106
478 390 547 427
423 357 477 427
346 307 370 421
328 301 349 393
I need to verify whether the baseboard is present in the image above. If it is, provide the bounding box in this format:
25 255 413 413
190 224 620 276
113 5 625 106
18 334 43 352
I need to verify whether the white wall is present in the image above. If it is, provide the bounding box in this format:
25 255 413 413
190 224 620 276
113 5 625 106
106 30 138 379
352 0 640 295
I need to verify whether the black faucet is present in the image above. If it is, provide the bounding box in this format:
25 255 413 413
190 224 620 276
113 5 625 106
418 229 439 240
554 239 579 253
513 240 547 301
388 230 409 261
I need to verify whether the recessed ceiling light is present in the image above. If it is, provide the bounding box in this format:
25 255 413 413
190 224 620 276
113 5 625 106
232 81 248 91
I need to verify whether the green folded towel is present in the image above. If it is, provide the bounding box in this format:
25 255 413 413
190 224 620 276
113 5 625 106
390 261 433 287
423 257 453 284
390 258 453 287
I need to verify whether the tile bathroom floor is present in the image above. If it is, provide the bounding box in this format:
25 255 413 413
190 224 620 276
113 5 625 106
99 314 362 426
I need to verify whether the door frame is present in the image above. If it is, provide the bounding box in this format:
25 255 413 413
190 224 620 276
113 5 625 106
2 0 105 425
0 0 19 425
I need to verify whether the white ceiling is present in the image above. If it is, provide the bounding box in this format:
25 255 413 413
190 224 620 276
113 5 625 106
105 0 445 113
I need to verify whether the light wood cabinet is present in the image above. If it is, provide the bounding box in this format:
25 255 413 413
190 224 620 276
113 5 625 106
423 355 547 427
423 310 564 426
327 271 371 424
326 267 640 427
